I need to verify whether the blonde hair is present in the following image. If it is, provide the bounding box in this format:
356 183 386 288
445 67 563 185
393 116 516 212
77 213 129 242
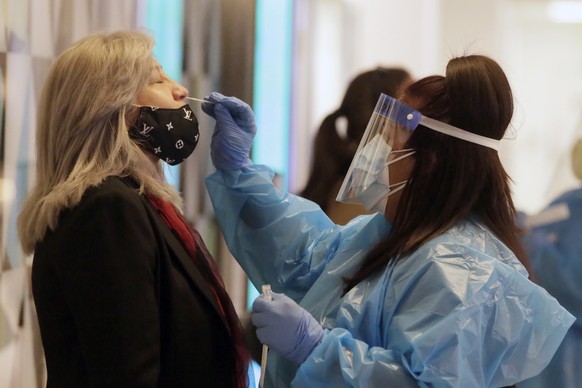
18 29 183 254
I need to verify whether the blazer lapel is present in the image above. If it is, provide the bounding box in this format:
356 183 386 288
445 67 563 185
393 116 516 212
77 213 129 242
140 195 229 330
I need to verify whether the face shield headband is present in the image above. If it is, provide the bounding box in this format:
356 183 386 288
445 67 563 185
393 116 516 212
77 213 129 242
336 93 501 210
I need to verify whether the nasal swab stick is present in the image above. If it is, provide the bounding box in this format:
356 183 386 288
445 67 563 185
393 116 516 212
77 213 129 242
259 284 272 388
184 96 213 103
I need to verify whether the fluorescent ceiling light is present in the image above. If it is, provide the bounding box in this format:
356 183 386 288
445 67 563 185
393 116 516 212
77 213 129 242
548 1 582 23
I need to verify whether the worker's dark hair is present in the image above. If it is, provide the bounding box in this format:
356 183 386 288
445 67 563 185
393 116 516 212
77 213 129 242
345 55 528 291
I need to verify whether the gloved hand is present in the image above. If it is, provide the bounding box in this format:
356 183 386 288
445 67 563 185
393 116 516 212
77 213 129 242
201 92 256 170
252 292 324 365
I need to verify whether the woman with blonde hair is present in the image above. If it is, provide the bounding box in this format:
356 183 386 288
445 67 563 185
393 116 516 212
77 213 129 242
18 30 250 387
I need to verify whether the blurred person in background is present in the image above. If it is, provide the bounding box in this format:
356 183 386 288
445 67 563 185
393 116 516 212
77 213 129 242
300 67 412 224
202 54 574 387
17 30 250 387
517 138 582 388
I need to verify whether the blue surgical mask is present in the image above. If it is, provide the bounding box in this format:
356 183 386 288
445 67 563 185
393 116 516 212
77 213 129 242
349 135 415 213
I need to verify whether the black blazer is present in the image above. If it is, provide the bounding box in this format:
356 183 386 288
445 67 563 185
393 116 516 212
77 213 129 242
32 176 237 387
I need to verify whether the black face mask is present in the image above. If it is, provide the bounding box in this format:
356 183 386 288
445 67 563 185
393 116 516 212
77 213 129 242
130 104 200 165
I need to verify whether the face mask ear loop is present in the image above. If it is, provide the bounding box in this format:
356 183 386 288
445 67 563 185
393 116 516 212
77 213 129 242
367 180 408 212
133 103 185 111
132 104 157 109
390 148 414 154
386 150 416 166
387 181 407 197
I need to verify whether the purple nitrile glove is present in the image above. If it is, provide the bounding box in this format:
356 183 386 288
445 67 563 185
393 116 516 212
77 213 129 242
201 92 256 170
251 292 324 365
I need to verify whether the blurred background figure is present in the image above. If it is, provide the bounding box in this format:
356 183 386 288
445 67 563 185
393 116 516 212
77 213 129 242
517 137 582 388
299 67 412 224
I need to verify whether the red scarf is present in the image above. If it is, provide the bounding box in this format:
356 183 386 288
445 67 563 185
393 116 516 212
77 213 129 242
148 196 250 388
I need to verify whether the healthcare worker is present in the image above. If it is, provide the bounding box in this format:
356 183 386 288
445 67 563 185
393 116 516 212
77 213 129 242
517 139 582 388
203 55 575 387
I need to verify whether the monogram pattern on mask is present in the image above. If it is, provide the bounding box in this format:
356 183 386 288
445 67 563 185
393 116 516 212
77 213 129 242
139 123 154 136
183 107 193 121
132 104 199 166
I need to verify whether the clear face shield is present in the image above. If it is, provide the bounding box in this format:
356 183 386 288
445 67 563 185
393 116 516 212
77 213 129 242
336 94 418 213
336 93 501 213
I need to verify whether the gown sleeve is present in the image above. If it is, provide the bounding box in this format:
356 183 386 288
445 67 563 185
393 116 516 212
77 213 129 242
293 242 575 387
292 328 418 387
205 164 381 301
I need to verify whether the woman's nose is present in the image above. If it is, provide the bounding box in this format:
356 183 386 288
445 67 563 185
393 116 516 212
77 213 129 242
173 83 189 101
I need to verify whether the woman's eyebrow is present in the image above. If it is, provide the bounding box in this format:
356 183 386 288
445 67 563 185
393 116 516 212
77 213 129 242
147 66 165 82
153 65 168 79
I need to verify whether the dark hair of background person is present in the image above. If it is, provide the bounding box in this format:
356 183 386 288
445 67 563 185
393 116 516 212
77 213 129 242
346 55 529 291
300 67 412 212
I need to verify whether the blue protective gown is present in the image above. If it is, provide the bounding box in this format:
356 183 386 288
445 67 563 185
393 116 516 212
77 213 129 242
518 188 582 388
206 165 575 388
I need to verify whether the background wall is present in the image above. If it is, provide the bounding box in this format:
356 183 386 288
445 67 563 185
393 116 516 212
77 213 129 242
290 0 582 214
